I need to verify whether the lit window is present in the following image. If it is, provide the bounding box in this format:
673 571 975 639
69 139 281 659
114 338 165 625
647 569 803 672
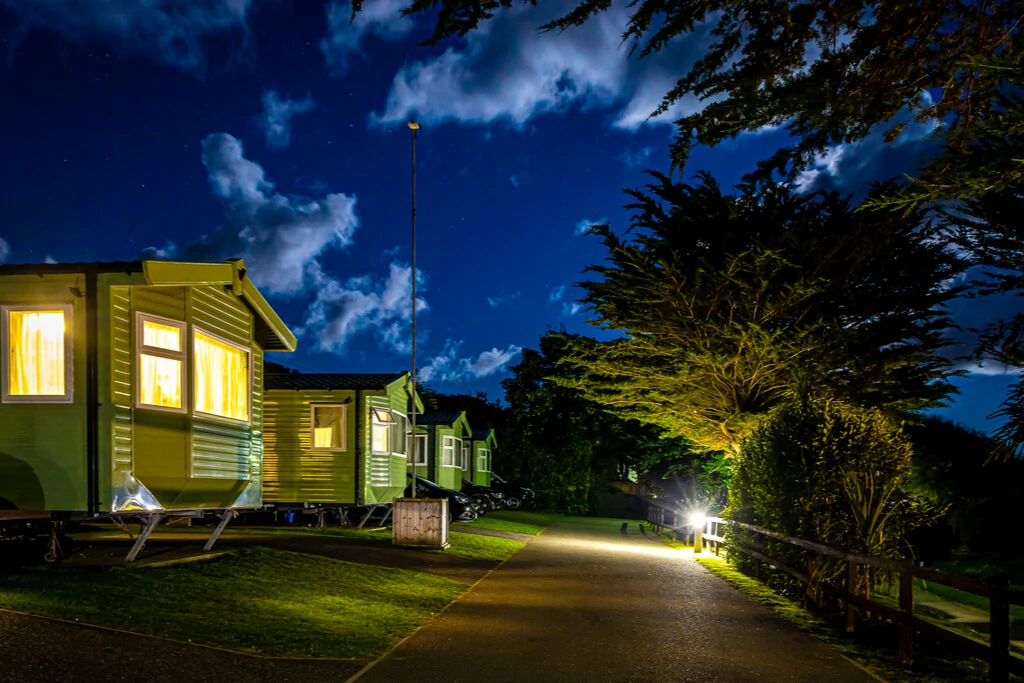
194 329 250 422
442 436 456 467
371 408 393 454
136 314 186 411
2 305 73 403
461 445 469 471
311 405 346 450
408 434 428 465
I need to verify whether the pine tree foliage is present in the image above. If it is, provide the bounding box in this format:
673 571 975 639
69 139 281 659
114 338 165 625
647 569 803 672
390 0 1021 181
555 174 966 453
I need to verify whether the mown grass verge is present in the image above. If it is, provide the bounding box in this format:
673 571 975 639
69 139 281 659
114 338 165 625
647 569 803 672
455 514 548 535
0 547 465 659
696 555 1008 683
71 525 525 563
486 511 564 528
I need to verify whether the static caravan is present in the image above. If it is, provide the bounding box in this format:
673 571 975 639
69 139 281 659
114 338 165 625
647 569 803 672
0 260 295 557
411 411 473 491
467 428 497 487
263 373 422 522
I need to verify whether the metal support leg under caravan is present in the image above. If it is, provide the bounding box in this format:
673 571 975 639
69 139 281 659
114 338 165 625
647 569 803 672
379 505 393 526
203 510 235 551
126 514 163 563
358 505 382 529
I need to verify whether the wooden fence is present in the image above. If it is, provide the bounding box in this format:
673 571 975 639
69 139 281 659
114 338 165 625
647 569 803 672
694 516 1024 682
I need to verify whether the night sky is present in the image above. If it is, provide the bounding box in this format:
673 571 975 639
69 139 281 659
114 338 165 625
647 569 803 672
0 0 1017 434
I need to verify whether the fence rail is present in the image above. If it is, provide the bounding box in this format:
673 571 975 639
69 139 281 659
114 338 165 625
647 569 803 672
695 516 1024 682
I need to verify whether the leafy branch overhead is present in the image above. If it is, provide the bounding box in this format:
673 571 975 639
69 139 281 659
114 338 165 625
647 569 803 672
554 173 966 453
389 0 1021 189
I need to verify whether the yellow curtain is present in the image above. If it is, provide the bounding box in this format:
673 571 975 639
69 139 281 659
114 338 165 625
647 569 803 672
143 320 180 351
194 331 249 421
313 406 345 448
371 422 390 453
139 354 182 408
8 310 65 396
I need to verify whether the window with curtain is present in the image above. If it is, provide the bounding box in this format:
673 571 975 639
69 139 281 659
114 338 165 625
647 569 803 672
461 445 469 470
136 314 186 411
371 408 393 454
408 434 428 465
194 329 250 422
442 436 456 466
2 306 72 403
311 405 346 450
390 413 408 454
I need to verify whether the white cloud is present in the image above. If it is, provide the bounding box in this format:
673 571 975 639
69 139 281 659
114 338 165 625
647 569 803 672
574 218 606 236
259 89 315 149
180 133 359 297
549 285 566 302
509 174 522 188
620 146 655 168
372 1 714 130
2 0 256 73
0 238 8 264
321 0 416 74
962 361 1023 377
140 241 178 260
562 302 583 317
43 256 58 264
794 94 940 194
419 339 522 383
302 261 428 353
487 291 521 308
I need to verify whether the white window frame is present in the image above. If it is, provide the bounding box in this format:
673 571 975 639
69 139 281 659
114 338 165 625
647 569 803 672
135 312 187 414
191 326 253 425
478 448 491 472
310 403 347 452
371 407 394 455
442 436 457 467
461 444 469 471
408 433 428 466
1 304 74 404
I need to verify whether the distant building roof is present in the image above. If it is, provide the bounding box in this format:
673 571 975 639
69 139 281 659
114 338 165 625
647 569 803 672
417 411 465 426
0 261 143 275
266 373 407 391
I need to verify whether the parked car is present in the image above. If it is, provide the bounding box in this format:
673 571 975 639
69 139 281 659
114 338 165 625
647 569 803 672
489 476 535 510
461 480 505 514
405 476 478 524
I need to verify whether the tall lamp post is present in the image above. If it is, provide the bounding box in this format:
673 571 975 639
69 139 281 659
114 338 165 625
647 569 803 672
408 121 419 499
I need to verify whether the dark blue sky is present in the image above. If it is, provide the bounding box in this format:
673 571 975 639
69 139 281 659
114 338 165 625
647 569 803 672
0 0 1017 434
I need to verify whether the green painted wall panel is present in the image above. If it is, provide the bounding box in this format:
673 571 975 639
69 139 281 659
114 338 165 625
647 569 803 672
0 274 89 512
264 389 359 504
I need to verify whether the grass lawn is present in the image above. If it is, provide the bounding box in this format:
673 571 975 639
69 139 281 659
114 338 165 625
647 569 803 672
696 556 1002 683
71 524 525 563
486 510 564 528
454 515 547 535
921 555 1024 623
0 547 464 659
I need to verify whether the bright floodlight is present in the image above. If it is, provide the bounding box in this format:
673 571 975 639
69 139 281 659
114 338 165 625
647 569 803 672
688 511 707 529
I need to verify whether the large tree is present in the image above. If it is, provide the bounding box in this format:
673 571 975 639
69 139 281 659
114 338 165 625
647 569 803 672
555 174 966 453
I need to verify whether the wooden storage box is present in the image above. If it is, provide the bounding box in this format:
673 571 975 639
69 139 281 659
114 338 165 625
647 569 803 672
392 497 449 549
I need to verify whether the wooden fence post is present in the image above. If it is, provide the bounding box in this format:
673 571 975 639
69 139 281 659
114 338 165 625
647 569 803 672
754 531 764 580
989 577 1010 683
845 559 858 633
898 570 914 665
714 520 721 556
694 521 703 554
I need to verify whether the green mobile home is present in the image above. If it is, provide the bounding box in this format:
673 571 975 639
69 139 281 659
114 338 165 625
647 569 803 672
263 373 422 510
0 259 296 523
411 411 473 491
467 428 497 486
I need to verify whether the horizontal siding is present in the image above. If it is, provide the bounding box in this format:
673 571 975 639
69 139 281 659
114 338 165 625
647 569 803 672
367 395 391 488
110 286 133 469
264 389 357 504
189 285 254 481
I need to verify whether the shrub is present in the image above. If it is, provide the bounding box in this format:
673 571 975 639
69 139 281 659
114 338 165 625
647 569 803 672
729 395 939 599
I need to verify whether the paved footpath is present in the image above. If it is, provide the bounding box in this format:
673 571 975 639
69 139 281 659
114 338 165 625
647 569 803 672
355 517 880 683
